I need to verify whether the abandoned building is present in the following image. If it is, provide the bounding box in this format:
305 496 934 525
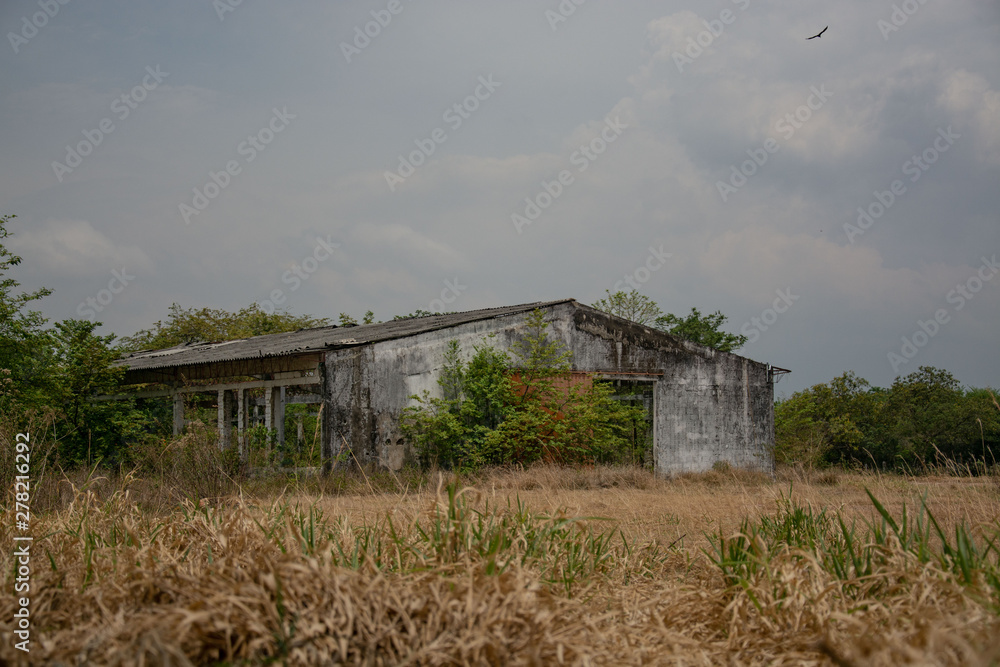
114 299 782 475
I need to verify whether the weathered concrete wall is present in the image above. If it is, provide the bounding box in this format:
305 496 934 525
323 302 774 475
566 304 774 473
324 314 541 470
655 354 774 473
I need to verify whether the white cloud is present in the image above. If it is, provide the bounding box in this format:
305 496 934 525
938 69 1000 164
700 229 923 309
350 222 467 269
6 219 153 277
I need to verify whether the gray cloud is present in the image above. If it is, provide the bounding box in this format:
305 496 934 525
1 0 997 393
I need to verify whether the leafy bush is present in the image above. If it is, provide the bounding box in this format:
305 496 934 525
402 310 647 470
402 338 511 469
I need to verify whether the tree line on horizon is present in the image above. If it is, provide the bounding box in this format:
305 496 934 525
775 368 1000 471
2 213 997 472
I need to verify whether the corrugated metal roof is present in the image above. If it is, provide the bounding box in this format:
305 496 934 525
116 299 576 372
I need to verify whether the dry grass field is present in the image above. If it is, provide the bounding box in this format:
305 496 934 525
2 464 1000 665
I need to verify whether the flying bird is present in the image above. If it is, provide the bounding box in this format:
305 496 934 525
807 26 828 40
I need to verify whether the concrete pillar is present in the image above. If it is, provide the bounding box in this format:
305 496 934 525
265 387 285 460
265 388 276 459
320 400 332 475
296 414 304 453
236 388 248 460
172 393 185 436
217 389 233 450
278 387 286 447
651 386 659 475
264 388 276 430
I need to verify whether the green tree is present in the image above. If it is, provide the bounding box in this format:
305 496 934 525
120 303 329 351
774 371 886 467
883 367 986 466
774 367 1000 471
47 319 155 463
402 310 646 469
50 320 123 430
462 339 512 430
485 310 646 465
591 290 662 326
0 214 164 461
559 381 649 465
508 308 572 403
966 388 1000 463
591 290 747 352
655 308 748 352
0 214 53 411
483 310 572 464
401 339 512 469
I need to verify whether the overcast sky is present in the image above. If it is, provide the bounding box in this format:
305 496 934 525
2 0 998 394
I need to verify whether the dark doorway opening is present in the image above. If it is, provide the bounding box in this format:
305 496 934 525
597 379 655 468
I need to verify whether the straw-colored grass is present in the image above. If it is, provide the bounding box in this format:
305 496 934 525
2 464 999 665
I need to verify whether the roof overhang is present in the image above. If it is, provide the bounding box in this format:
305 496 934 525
121 352 323 386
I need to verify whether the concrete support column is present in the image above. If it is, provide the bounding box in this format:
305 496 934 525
278 387 286 446
172 393 185 436
265 387 281 431
319 361 332 475
320 400 332 475
236 388 248 461
217 389 233 450
296 414 304 453
265 387 285 461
